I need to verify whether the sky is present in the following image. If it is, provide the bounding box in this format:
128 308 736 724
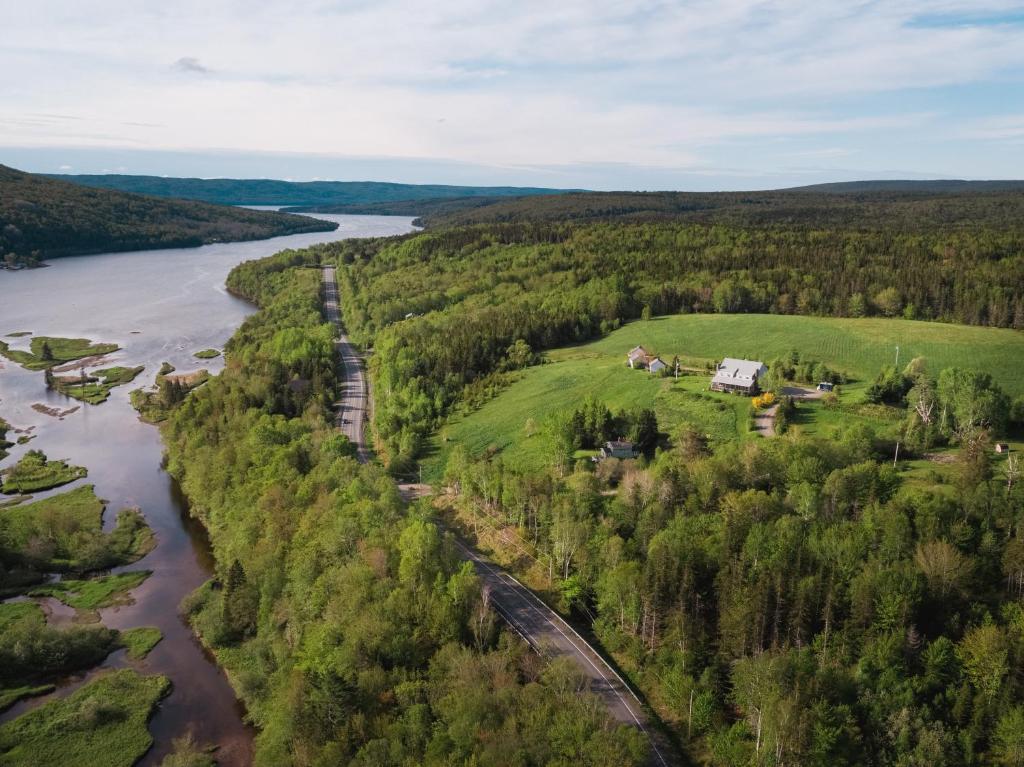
1 0 1023 190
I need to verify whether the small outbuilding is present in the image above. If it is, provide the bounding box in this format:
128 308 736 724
711 358 768 395
627 346 649 369
995 443 1011 454
648 357 668 375
598 440 637 460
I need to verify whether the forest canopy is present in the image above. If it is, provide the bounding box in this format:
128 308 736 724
0 164 337 266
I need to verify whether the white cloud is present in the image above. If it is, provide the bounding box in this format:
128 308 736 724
0 0 1021 177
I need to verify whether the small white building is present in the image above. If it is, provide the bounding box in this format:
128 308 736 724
711 358 768 395
627 346 649 369
648 357 668 375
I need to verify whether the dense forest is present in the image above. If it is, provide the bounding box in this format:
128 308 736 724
301 200 1024 469
48 173 573 207
0 165 336 266
272 187 1024 765
416 187 1024 230
443 388 1024 766
161 250 645 766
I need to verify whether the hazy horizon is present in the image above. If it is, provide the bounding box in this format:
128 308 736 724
3 2 1023 190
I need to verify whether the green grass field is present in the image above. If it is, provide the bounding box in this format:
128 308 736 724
422 314 1024 480
0 669 170 767
563 314 1024 394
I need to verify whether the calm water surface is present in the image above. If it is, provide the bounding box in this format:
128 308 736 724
0 214 416 765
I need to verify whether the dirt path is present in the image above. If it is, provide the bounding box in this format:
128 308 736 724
757 385 825 437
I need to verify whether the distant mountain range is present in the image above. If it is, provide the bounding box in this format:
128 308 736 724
0 165 336 266
46 173 577 207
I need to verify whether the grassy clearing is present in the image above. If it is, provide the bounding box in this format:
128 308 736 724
193 348 220 359
0 336 119 371
0 669 170 767
559 314 1024 395
120 627 162 660
423 314 1024 480
0 601 44 632
28 571 151 611
53 365 145 405
1 450 87 494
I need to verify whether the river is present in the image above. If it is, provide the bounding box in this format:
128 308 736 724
0 214 416 765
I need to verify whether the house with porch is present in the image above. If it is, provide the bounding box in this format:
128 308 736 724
711 358 768 395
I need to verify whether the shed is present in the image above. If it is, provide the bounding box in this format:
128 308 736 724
627 346 649 369
648 357 668 374
599 440 637 460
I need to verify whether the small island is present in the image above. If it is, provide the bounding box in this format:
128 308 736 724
193 348 221 359
0 336 119 371
47 365 145 404
0 450 87 494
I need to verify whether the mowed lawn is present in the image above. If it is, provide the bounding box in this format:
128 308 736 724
422 314 1024 481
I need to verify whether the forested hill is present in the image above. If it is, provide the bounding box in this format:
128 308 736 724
0 164 336 265
787 179 1024 194
417 187 1024 230
47 172 575 207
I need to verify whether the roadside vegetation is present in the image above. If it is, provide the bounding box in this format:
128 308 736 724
0 336 119 371
0 449 87 494
161 251 647 765
0 669 170 766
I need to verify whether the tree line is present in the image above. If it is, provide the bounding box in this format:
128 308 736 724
303 212 1024 470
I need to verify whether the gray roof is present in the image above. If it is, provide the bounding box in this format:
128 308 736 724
712 358 766 386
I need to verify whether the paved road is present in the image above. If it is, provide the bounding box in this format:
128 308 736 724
451 538 674 766
322 267 675 765
322 266 371 463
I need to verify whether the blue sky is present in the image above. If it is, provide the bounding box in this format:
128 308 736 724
1 0 1022 190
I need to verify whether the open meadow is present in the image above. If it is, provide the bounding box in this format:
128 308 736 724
423 313 1024 480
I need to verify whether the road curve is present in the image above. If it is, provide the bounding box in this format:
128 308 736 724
451 538 674 767
322 266 371 463
322 266 675 765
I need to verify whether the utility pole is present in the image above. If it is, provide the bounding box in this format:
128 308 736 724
894 345 900 370
893 440 900 468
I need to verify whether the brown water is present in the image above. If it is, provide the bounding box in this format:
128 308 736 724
0 214 416 765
